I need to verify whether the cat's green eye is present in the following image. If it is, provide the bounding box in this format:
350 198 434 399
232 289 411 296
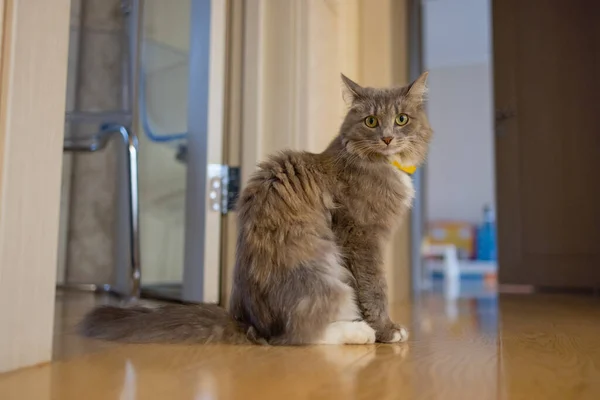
395 113 409 126
364 115 379 128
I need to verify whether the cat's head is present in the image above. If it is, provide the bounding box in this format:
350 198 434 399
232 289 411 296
339 72 432 166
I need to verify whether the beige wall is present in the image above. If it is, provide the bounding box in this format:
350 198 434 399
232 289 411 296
239 0 411 304
0 0 70 372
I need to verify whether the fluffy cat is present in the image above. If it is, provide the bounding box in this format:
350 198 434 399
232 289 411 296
80 72 432 345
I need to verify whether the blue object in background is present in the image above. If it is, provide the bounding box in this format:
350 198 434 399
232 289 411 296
476 204 497 261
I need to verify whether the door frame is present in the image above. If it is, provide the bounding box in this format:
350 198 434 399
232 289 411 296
0 0 70 372
408 0 427 297
181 0 228 303
220 0 243 305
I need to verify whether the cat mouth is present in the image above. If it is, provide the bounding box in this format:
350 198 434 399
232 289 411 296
378 146 403 156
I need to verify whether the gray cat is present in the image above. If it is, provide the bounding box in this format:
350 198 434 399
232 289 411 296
80 72 432 345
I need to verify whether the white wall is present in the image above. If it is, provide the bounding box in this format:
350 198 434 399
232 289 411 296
426 64 495 222
423 0 491 68
423 0 495 223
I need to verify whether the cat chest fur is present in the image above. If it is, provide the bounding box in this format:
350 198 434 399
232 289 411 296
333 165 415 230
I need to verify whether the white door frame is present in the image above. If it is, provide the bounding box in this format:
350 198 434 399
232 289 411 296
0 0 70 373
182 0 227 303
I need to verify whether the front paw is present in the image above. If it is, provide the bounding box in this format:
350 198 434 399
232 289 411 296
376 322 409 343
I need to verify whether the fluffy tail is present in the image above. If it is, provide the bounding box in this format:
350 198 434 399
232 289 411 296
79 303 254 344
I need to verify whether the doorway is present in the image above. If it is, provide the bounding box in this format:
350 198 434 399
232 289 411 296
411 0 600 295
59 0 228 304
137 0 227 303
412 0 497 299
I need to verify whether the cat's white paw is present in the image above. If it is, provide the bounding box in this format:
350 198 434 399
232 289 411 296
318 321 376 345
388 326 409 343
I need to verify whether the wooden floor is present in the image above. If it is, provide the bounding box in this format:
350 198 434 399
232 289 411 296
1 290 600 399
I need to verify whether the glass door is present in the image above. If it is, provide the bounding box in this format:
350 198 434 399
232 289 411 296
130 0 226 303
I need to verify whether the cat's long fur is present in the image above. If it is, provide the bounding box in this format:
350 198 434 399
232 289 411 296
80 73 432 345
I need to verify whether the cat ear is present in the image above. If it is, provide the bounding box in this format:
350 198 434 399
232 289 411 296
406 71 429 104
341 73 365 103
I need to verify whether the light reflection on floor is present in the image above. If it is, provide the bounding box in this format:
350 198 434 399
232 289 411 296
418 276 499 337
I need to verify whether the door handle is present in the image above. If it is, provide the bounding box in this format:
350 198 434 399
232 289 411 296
495 108 517 122
495 108 517 135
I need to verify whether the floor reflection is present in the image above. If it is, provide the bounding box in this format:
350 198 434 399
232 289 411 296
2 290 600 400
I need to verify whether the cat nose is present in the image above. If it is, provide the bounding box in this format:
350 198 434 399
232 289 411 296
381 137 393 145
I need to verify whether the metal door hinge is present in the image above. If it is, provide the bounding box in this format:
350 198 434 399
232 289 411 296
208 165 240 214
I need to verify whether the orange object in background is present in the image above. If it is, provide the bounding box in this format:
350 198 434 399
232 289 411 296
428 221 476 260
484 272 497 288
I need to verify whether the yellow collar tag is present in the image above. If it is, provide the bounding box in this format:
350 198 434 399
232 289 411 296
391 160 416 175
